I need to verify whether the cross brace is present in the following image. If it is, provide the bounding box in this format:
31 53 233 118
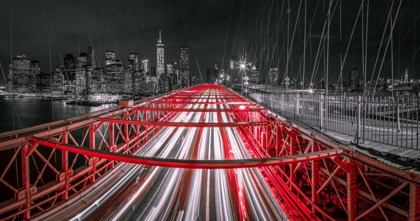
96 118 276 127
26 137 343 169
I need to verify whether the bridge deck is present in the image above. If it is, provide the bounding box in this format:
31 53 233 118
0 84 419 221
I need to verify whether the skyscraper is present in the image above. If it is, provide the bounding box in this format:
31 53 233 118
173 62 179 88
63 54 77 93
142 59 149 73
157 30 165 78
129 53 139 71
87 46 96 68
151 67 157 77
105 50 116 66
167 63 173 76
76 52 88 94
29 60 41 93
229 56 240 84
180 46 189 86
349 68 358 91
269 68 278 86
7 55 31 93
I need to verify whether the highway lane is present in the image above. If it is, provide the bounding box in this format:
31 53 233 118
35 89 285 220
123 92 237 220
120 89 284 220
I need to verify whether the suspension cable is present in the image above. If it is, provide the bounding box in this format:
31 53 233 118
176 0 204 84
48 0 54 121
8 0 22 129
371 0 402 94
221 0 236 73
228 0 246 73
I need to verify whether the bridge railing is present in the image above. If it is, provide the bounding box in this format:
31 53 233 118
234 84 420 149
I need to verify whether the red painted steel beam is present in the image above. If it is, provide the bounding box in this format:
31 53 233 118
96 118 276 127
26 137 343 169
164 96 240 98
129 107 263 112
148 101 252 105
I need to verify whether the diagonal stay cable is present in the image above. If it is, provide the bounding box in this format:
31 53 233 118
221 0 235 72
39 0 82 115
176 0 204 84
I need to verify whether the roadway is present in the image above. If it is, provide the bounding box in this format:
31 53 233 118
34 88 284 220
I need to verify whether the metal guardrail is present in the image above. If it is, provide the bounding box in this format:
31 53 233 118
0 90 179 150
234 84 420 149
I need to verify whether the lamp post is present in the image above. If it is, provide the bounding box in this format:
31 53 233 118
239 62 246 95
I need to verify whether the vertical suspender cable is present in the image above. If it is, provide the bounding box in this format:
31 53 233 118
10 0 21 189
303 0 306 89
326 0 331 97
97 1 100 67
337 1 364 91
339 0 342 94
228 0 246 83
8 0 22 129
372 0 402 93
367 0 394 94
391 14 394 98
48 0 54 121
11 0 13 130
414 1 416 76
221 0 235 74
39 0 82 114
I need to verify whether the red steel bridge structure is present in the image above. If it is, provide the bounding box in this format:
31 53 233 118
0 84 419 220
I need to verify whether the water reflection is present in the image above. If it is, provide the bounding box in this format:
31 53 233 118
0 98 116 133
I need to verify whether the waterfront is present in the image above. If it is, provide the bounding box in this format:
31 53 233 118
0 98 115 133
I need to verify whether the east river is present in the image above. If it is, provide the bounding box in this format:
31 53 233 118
0 98 115 133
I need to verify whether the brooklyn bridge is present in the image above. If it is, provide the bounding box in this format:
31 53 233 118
1 0 420 220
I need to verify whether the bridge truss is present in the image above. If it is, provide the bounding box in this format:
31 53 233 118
0 84 419 220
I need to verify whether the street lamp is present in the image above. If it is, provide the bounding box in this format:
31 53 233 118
309 83 314 94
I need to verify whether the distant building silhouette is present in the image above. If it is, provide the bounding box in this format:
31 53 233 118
180 46 189 86
207 66 218 84
349 68 358 91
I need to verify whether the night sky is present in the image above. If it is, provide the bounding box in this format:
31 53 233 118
0 0 419 86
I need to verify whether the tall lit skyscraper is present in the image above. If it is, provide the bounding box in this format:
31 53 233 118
180 46 189 86
142 59 149 73
157 30 165 78
87 45 96 68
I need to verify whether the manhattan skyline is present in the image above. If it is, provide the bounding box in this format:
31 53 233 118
1 0 420 86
